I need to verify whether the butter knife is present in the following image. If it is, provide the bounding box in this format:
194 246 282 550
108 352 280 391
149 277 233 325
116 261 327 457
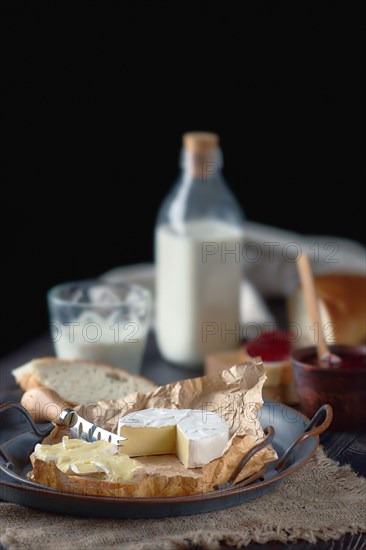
21 387 126 446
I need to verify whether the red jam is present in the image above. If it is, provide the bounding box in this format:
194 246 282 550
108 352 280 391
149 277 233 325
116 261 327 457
302 351 366 370
245 331 292 362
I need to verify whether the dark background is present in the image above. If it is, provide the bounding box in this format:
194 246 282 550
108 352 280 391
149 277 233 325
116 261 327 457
0 2 364 358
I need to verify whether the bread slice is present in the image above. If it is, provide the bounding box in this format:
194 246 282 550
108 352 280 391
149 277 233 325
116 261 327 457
12 357 157 404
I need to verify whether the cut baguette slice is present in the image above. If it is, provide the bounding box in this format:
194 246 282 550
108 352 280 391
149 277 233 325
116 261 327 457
12 357 156 404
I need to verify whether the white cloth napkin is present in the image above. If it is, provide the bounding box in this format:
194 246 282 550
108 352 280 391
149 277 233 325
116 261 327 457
102 222 365 327
245 222 365 297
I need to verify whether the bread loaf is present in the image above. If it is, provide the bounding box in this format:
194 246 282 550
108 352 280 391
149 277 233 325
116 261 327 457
287 273 366 347
12 357 157 404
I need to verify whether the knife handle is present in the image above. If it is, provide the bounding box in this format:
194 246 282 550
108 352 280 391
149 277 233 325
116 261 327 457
21 387 77 427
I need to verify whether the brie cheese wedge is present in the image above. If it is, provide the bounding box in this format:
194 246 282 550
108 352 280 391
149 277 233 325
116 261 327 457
118 408 229 468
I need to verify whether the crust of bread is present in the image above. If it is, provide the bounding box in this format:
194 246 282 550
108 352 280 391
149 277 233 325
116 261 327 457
30 458 203 498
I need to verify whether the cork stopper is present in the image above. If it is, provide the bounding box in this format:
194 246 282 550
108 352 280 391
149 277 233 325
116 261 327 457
183 132 219 153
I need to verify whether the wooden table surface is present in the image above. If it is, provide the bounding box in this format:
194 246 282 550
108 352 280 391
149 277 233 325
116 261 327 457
0 331 365 550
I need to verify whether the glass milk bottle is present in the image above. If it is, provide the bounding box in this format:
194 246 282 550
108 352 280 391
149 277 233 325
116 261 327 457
155 132 245 367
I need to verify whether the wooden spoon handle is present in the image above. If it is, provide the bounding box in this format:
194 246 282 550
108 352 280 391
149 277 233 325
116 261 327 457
21 387 72 424
297 254 329 359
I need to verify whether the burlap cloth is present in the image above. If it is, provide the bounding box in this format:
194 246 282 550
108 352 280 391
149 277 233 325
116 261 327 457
0 447 365 549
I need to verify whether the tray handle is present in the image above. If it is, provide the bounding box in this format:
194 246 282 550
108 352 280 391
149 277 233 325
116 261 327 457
275 404 333 472
0 401 58 489
0 401 53 469
0 401 53 437
214 425 275 490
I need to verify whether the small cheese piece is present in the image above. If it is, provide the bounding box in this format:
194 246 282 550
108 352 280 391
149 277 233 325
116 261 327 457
118 408 229 468
31 436 142 482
